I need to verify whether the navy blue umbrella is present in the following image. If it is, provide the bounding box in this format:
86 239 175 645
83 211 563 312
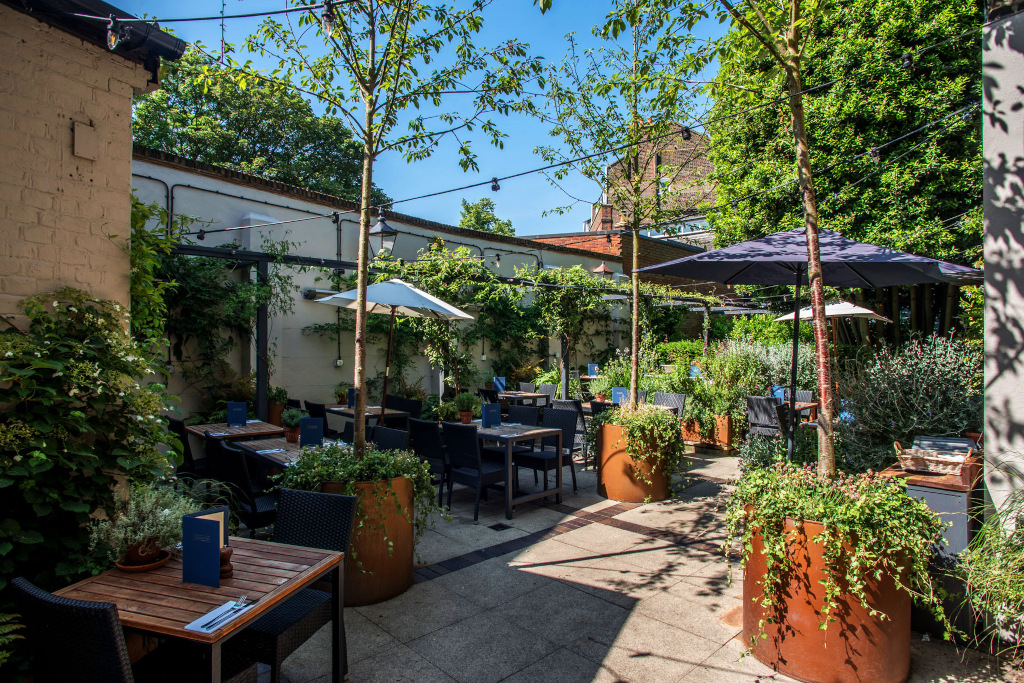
637 228 983 458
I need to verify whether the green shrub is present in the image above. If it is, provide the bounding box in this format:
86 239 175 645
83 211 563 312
532 366 582 399
454 391 479 413
730 314 813 345
0 613 23 670
0 289 176 592
89 483 200 563
586 404 689 496
268 386 288 404
837 336 983 472
282 407 306 428
654 339 705 367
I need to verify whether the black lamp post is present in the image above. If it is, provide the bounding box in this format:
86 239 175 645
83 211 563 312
368 210 399 256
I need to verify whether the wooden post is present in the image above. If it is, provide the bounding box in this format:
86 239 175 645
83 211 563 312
924 283 934 335
891 287 901 344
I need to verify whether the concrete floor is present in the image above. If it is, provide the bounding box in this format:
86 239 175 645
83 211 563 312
264 449 1008 683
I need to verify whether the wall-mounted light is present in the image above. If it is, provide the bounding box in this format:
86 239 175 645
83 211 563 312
491 177 500 192
368 210 399 255
106 15 131 50
681 126 692 141
321 0 337 37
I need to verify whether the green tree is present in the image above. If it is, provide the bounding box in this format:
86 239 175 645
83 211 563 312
458 198 514 236
240 6 542 452
133 50 389 204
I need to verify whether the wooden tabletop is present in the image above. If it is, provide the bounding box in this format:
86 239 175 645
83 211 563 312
235 438 303 467
880 455 983 493
792 401 819 411
326 405 410 419
185 421 285 440
55 537 342 643
475 423 560 441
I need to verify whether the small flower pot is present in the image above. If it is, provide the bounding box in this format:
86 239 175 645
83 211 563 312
593 394 607 402
284 426 300 443
125 539 162 566
459 411 473 424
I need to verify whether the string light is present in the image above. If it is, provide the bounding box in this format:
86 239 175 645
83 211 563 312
321 1 337 38
681 126 692 141
491 177 500 192
106 15 130 50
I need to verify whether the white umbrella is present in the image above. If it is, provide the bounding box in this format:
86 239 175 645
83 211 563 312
318 279 473 416
774 301 892 323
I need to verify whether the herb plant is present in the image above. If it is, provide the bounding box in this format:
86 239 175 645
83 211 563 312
89 483 201 563
436 401 460 422
281 408 306 428
726 463 948 639
454 392 479 414
267 386 288 405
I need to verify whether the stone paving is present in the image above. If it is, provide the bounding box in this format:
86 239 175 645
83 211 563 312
266 449 1008 683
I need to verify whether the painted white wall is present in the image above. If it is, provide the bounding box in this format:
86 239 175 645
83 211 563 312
983 9 1024 513
132 158 623 409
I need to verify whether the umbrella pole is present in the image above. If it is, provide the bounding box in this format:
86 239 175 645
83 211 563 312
379 308 397 423
788 270 802 462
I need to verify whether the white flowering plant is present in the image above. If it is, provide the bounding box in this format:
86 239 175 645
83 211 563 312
0 289 178 589
89 483 200 562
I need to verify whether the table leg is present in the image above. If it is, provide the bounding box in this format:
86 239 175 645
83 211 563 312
204 642 222 683
332 561 345 682
505 441 514 520
556 433 563 504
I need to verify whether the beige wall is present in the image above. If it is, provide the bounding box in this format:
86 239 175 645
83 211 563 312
0 6 149 325
983 9 1024 512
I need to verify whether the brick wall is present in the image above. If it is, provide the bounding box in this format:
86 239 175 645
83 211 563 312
0 6 149 324
530 232 623 259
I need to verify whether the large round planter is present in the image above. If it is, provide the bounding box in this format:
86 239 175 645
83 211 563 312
268 402 285 427
743 517 910 683
322 476 414 606
595 423 670 503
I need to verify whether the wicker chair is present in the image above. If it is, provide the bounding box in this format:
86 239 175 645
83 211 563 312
228 489 357 683
212 436 277 536
371 426 410 451
551 398 587 465
478 388 500 404
340 422 375 444
518 382 536 393
303 401 339 437
442 422 506 521
747 396 782 436
384 395 422 429
168 416 206 478
286 398 302 409
537 383 558 404
409 418 449 506
652 392 687 418
590 400 613 418
514 408 578 493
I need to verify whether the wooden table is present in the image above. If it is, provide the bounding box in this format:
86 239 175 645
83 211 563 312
55 537 344 683
476 423 562 519
792 401 819 422
497 391 550 407
185 421 284 440
235 438 302 468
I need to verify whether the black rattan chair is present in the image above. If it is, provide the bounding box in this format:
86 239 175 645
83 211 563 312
371 426 410 451
442 422 505 521
591 400 613 418
537 383 557 404
748 396 782 436
552 398 588 465
304 401 339 437
518 382 536 393
228 488 357 683
215 436 277 536
385 395 423 427
286 398 302 410
478 388 500 404
409 418 449 506
514 407 578 493
652 392 687 418
168 416 206 478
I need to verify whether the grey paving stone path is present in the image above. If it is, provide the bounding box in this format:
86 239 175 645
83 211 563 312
259 449 1008 683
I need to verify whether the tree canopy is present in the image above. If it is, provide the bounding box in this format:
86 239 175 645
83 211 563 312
133 50 390 204
458 198 514 236
704 0 982 264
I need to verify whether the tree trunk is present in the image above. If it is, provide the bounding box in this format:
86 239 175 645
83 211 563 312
353 100 375 457
923 283 934 336
910 285 920 334
784 5 835 475
630 225 640 409
891 286 901 344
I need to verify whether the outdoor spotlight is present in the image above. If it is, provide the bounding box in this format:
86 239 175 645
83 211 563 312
321 0 337 37
731 200 738 210
681 126 692 141
870 147 881 163
494 253 501 267
196 229 207 241
106 16 130 51
368 210 399 255
491 177 500 192
901 53 914 72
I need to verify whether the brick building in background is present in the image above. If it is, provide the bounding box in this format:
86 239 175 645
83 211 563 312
587 125 716 250
0 0 185 324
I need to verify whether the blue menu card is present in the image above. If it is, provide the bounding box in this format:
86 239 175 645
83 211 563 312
347 387 357 408
588 363 599 376
226 401 246 428
182 506 229 588
690 366 702 379
611 387 629 405
492 376 506 392
481 403 501 428
300 417 324 447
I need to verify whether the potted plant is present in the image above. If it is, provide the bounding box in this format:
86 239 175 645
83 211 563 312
436 400 460 423
334 381 353 405
275 443 444 605
682 382 742 449
453 391 479 424
267 386 288 427
589 404 688 503
726 463 948 683
589 375 613 403
89 483 200 570
282 407 306 443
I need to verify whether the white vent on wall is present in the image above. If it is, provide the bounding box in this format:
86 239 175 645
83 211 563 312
239 212 278 226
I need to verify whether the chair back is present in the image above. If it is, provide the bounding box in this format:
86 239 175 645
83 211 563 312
372 426 410 451
637 390 648 403
168 416 197 472
409 418 446 467
537 383 557 399
552 399 586 450
203 431 226 481
340 421 374 444
784 388 814 403
304 401 328 421
441 422 482 470
591 400 613 417
274 489 357 555
652 392 686 417
386 395 423 419
507 405 540 426
286 398 302 409
12 577 134 683
541 408 578 454
747 396 780 429
519 382 536 393
478 388 500 404
217 438 259 509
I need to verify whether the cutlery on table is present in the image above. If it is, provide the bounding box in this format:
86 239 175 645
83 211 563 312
201 594 250 630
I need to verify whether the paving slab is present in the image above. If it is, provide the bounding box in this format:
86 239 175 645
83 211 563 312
356 579 483 643
500 646 619 683
430 551 555 609
342 643 457 683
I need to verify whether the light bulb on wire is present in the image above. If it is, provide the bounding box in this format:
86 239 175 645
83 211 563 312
321 1 337 38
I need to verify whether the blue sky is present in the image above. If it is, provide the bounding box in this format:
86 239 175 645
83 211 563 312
117 1 723 235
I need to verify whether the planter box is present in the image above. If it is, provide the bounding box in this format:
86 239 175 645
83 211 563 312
322 476 413 606
744 516 910 683
267 402 284 427
681 415 733 449
596 423 670 503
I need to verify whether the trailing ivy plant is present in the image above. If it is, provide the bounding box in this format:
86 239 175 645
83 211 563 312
586 404 689 495
725 462 949 642
0 289 176 593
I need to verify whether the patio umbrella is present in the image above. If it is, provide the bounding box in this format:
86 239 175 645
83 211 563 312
318 279 473 418
636 228 982 458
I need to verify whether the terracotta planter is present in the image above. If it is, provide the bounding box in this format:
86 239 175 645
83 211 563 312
743 516 910 683
681 415 732 448
596 423 670 503
322 477 414 606
124 539 162 565
459 411 473 424
284 426 299 443
268 402 285 427
593 394 607 402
